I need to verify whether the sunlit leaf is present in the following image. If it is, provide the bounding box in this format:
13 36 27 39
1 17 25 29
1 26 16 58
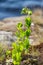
28 10 32 15
25 17 31 27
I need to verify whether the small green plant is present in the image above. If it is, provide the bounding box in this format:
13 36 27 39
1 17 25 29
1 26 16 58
6 8 32 65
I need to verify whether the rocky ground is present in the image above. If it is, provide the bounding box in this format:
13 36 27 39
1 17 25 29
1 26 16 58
0 9 43 44
0 9 43 65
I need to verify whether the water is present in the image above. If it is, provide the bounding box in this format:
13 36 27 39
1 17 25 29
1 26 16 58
0 0 43 19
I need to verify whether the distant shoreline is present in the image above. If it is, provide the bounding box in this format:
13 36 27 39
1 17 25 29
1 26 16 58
0 7 42 20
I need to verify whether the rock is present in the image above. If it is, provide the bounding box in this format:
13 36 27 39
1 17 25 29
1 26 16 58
0 31 17 46
0 9 43 46
31 9 43 24
0 9 43 32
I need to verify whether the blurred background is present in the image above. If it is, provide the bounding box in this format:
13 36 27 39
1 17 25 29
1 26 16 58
0 0 43 19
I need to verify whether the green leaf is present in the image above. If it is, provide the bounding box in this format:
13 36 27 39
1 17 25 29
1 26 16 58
28 10 32 15
25 29 31 37
19 45 24 51
17 22 23 28
12 53 15 59
16 52 21 61
20 31 25 37
16 31 20 37
13 61 17 65
12 42 17 48
25 17 31 27
21 7 29 14
6 50 11 55
13 61 20 65
23 38 30 49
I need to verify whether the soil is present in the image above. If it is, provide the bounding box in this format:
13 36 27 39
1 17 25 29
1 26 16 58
20 43 43 65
